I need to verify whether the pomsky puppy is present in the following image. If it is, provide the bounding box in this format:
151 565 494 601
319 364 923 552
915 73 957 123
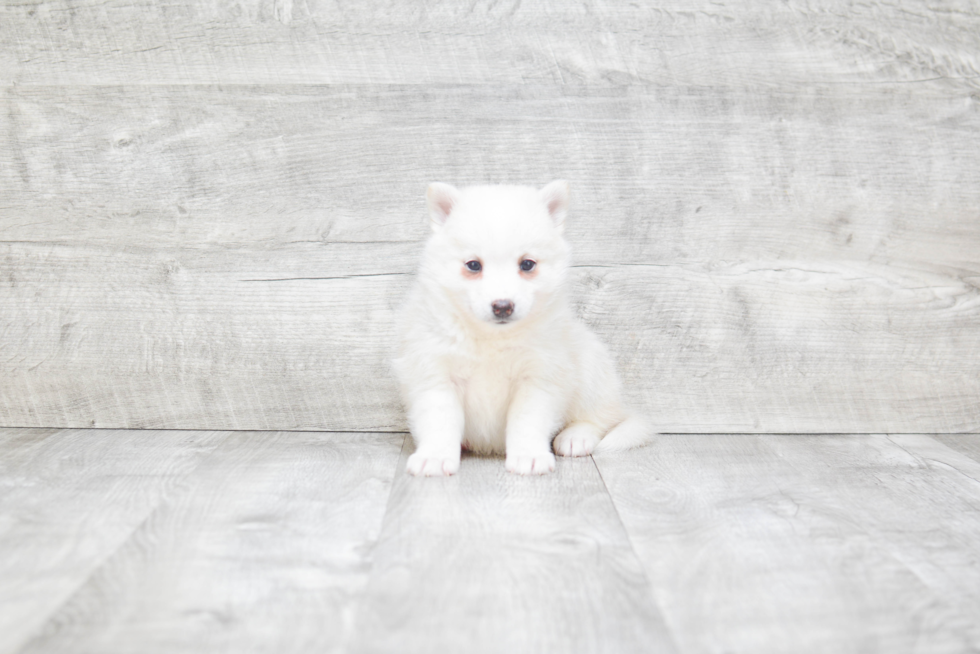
394 180 650 476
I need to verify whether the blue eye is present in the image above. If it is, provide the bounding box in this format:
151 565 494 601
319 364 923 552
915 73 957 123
466 260 482 272
520 259 536 272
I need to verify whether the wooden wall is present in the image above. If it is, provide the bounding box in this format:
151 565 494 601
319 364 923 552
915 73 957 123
2 1 978 433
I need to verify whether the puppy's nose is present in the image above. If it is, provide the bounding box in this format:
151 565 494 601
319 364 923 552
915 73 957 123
491 299 514 319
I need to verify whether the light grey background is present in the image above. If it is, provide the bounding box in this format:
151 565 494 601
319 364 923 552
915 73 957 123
2 0 979 433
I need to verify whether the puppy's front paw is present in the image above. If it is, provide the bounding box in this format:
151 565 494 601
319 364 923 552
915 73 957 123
553 425 601 457
406 449 460 477
505 452 556 475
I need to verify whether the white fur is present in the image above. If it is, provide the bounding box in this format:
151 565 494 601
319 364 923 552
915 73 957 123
394 181 651 476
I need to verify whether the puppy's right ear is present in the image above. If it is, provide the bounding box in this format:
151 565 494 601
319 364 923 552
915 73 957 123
539 180 570 228
426 182 460 229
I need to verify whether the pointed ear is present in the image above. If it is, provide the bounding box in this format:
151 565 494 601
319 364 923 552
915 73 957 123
539 180 570 227
426 182 460 229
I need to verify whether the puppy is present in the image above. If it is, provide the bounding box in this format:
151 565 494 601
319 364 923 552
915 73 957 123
394 181 650 476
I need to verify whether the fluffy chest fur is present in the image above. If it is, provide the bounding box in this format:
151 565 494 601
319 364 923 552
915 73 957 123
449 336 537 453
432 314 575 453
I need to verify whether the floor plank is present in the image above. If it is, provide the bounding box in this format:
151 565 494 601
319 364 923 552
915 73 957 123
350 439 675 654
932 434 980 463
0 428 61 461
0 429 229 654
14 431 405 654
594 434 980 654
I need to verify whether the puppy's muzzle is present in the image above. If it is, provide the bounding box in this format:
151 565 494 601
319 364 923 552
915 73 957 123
491 299 515 320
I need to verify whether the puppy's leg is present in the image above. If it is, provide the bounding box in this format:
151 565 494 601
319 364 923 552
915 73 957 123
505 386 562 475
553 421 603 457
405 386 464 477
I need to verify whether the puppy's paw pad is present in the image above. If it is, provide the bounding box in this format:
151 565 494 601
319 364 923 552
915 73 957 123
553 430 601 457
406 451 460 477
505 452 556 475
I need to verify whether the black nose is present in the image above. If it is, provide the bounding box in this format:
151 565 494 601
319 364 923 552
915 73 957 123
491 299 514 319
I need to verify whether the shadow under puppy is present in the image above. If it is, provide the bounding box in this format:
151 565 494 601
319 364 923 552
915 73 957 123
394 181 650 476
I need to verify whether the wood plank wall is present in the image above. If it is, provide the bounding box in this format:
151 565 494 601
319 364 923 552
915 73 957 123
1 1 979 433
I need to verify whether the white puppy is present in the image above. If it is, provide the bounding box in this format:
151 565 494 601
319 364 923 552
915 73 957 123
394 181 650 476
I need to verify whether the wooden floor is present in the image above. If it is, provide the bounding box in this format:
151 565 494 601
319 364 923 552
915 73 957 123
3 429 980 654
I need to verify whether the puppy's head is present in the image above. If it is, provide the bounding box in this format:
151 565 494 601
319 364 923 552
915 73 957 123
421 181 571 327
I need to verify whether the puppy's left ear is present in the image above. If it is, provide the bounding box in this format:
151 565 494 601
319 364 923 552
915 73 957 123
539 180 570 228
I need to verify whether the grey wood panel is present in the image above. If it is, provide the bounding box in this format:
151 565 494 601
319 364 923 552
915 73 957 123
0 240 411 431
15 431 405 654
2 243 977 432
350 439 675 654
594 260 980 433
2 1 978 87
594 434 980 654
0 429 228 654
2 82 978 432
3 84 979 265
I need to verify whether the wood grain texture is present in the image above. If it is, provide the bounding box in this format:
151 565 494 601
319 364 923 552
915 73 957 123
13 431 405 654
594 434 980 654
0 429 228 654
5 251 976 433
3 84 979 262
0 240 411 431
1 1 978 87
932 434 980 463
350 438 675 654
7 429 980 653
2 83 978 432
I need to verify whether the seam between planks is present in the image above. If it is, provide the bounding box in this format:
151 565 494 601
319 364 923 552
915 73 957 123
342 433 410 653
588 452 681 651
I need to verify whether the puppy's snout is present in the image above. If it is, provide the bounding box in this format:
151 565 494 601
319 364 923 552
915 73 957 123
492 299 515 319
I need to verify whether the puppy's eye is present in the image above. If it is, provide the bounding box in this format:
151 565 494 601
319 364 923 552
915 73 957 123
520 259 536 272
465 260 482 272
